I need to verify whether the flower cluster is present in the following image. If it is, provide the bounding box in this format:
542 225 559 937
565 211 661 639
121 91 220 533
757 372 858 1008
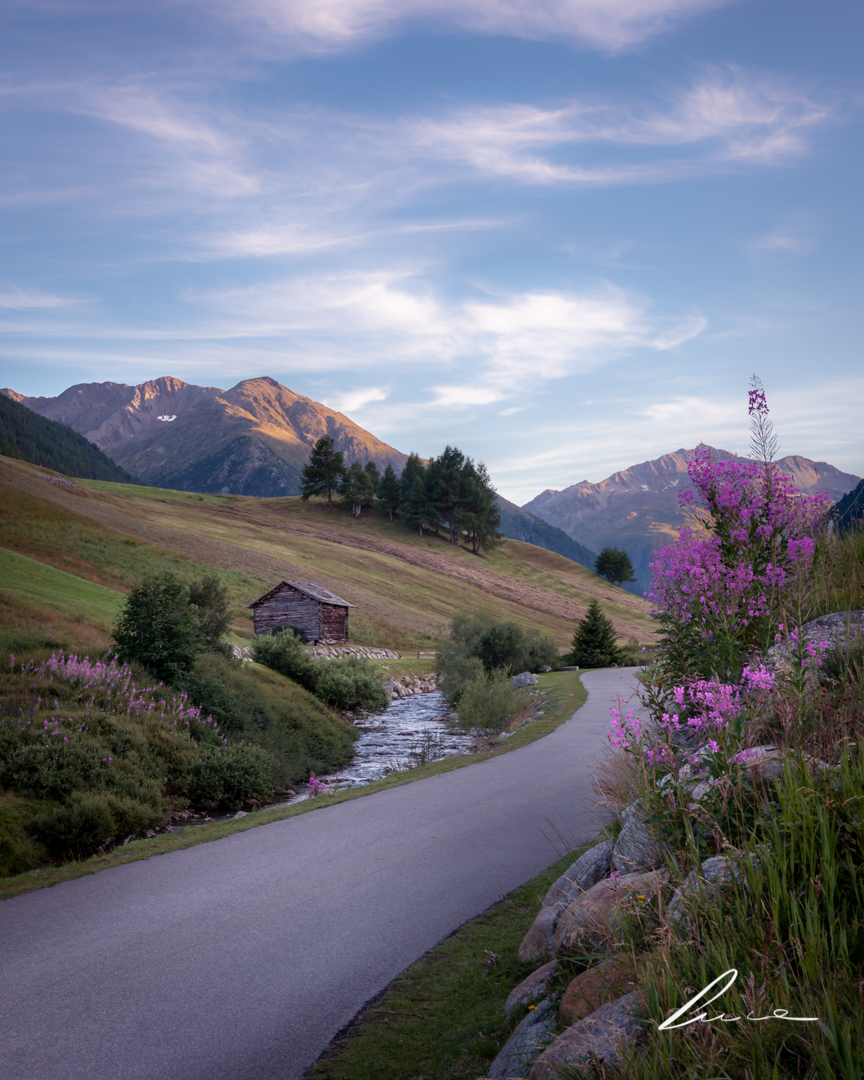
10 652 227 743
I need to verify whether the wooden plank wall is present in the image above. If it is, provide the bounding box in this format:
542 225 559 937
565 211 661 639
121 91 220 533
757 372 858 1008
253 587 321 640
320 604 349 644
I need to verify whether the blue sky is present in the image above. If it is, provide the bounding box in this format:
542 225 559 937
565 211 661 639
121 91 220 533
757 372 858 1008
1 0 862 503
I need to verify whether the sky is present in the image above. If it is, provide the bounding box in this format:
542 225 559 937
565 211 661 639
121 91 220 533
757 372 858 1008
1 0 862 504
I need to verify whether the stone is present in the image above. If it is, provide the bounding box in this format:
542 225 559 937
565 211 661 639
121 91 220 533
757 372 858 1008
511 672 539 688
233 810 247 818
559 959 634 1027
504 961 558 1017
518 906 558 962
487 999 557 1079
554 870 667 956
540 666 552 673
765 611 864 677
528 992 646 1080
611 818 666 873
517 842 614 960
667 854 760 932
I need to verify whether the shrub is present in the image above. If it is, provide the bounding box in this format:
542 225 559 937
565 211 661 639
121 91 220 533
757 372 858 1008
252 629 389 713
186 745 278 811
31 791 161 858
112 571 202 682
456 671 523 735
569 599 625 669
314 657 389 712
180 651 356 785
436 612 557 706
188 573 232 653
251 629 317 687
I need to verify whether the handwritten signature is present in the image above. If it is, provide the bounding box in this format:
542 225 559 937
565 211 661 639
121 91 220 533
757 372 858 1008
658 969 820 1030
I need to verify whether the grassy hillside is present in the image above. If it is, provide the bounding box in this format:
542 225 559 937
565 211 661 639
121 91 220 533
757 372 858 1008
0 456 654 651
0 392 133 483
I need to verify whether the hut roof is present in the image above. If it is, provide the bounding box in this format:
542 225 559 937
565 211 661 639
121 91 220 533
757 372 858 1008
248 581 353 609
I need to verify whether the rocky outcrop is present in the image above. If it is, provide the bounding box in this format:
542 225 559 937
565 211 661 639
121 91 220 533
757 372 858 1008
558 958 634 1027
504 961 558 1017
611 808 667 873
486 998 558 1079
518 841 614 961
511 672 538 688
765 611 864 676
553 869 667 956
528 992 647 1080
666 854 760 932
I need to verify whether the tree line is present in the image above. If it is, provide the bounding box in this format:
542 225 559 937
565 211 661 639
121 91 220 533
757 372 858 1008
300 436 502 554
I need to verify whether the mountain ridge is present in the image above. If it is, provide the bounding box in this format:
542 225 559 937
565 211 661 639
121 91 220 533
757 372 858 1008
523 446 862 589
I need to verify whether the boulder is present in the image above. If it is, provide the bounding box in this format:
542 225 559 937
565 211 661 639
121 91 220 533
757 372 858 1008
517 842 614 961
559 958 634 1027
504 961 558 1017
554 870 667 956
667 854 760 932
528 991 647 1080
511 672 539 688
611 817 666 873
765 611 864 677
487 998 557 1079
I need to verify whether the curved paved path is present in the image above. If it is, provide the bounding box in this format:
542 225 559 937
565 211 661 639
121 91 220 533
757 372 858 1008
0 668 645 1080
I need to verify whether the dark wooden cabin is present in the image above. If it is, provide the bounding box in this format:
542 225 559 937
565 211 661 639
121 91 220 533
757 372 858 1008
248 581 352 644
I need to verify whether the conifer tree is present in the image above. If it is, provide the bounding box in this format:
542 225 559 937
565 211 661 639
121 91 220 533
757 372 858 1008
378 464 401 521
300 436 345 507
569 599 625 669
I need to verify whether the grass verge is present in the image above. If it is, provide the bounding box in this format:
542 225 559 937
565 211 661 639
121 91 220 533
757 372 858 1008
0 670 586 901
304 843 593 1080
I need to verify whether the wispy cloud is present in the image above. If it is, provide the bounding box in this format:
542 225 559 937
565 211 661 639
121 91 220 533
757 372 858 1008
0 288 81 310
193 269 705 406
209 0 736 54
409 68 836 186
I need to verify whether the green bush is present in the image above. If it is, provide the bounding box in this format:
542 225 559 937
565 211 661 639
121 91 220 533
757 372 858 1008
180 651 356 785
112 571 202 682
252 629 389 713
436 612 557 707
185 744 278 812
456 671 523 735
31 791 161 858
314 657 389 712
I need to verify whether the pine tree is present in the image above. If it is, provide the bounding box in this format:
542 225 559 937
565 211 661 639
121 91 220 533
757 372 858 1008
569 599 625 669
462 459 502 554
399 453 426 505
300 436 345 507
339 461 375 516
378 464 401 521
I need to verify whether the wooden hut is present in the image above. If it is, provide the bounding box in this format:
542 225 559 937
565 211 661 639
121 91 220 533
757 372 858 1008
248 581 352 644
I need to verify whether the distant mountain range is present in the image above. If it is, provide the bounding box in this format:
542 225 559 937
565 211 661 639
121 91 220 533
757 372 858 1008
4 376 409 498
524 447 862 590
1 375 597 568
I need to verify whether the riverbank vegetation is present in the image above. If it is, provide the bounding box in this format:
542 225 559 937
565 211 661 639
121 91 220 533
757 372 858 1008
436 612 558 733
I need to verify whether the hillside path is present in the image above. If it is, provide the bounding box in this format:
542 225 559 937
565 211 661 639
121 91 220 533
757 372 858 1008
0 668 645 1080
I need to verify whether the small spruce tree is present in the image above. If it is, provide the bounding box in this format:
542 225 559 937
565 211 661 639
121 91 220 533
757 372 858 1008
300 436 345 507
569 599 626 669
378 464 401 521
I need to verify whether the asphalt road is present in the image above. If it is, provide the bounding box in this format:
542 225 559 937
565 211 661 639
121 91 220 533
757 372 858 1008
0 667 645 1080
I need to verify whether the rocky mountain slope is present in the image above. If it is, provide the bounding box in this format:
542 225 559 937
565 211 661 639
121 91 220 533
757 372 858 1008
524 447 862 589
4 376 409 498
3 375 600 568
